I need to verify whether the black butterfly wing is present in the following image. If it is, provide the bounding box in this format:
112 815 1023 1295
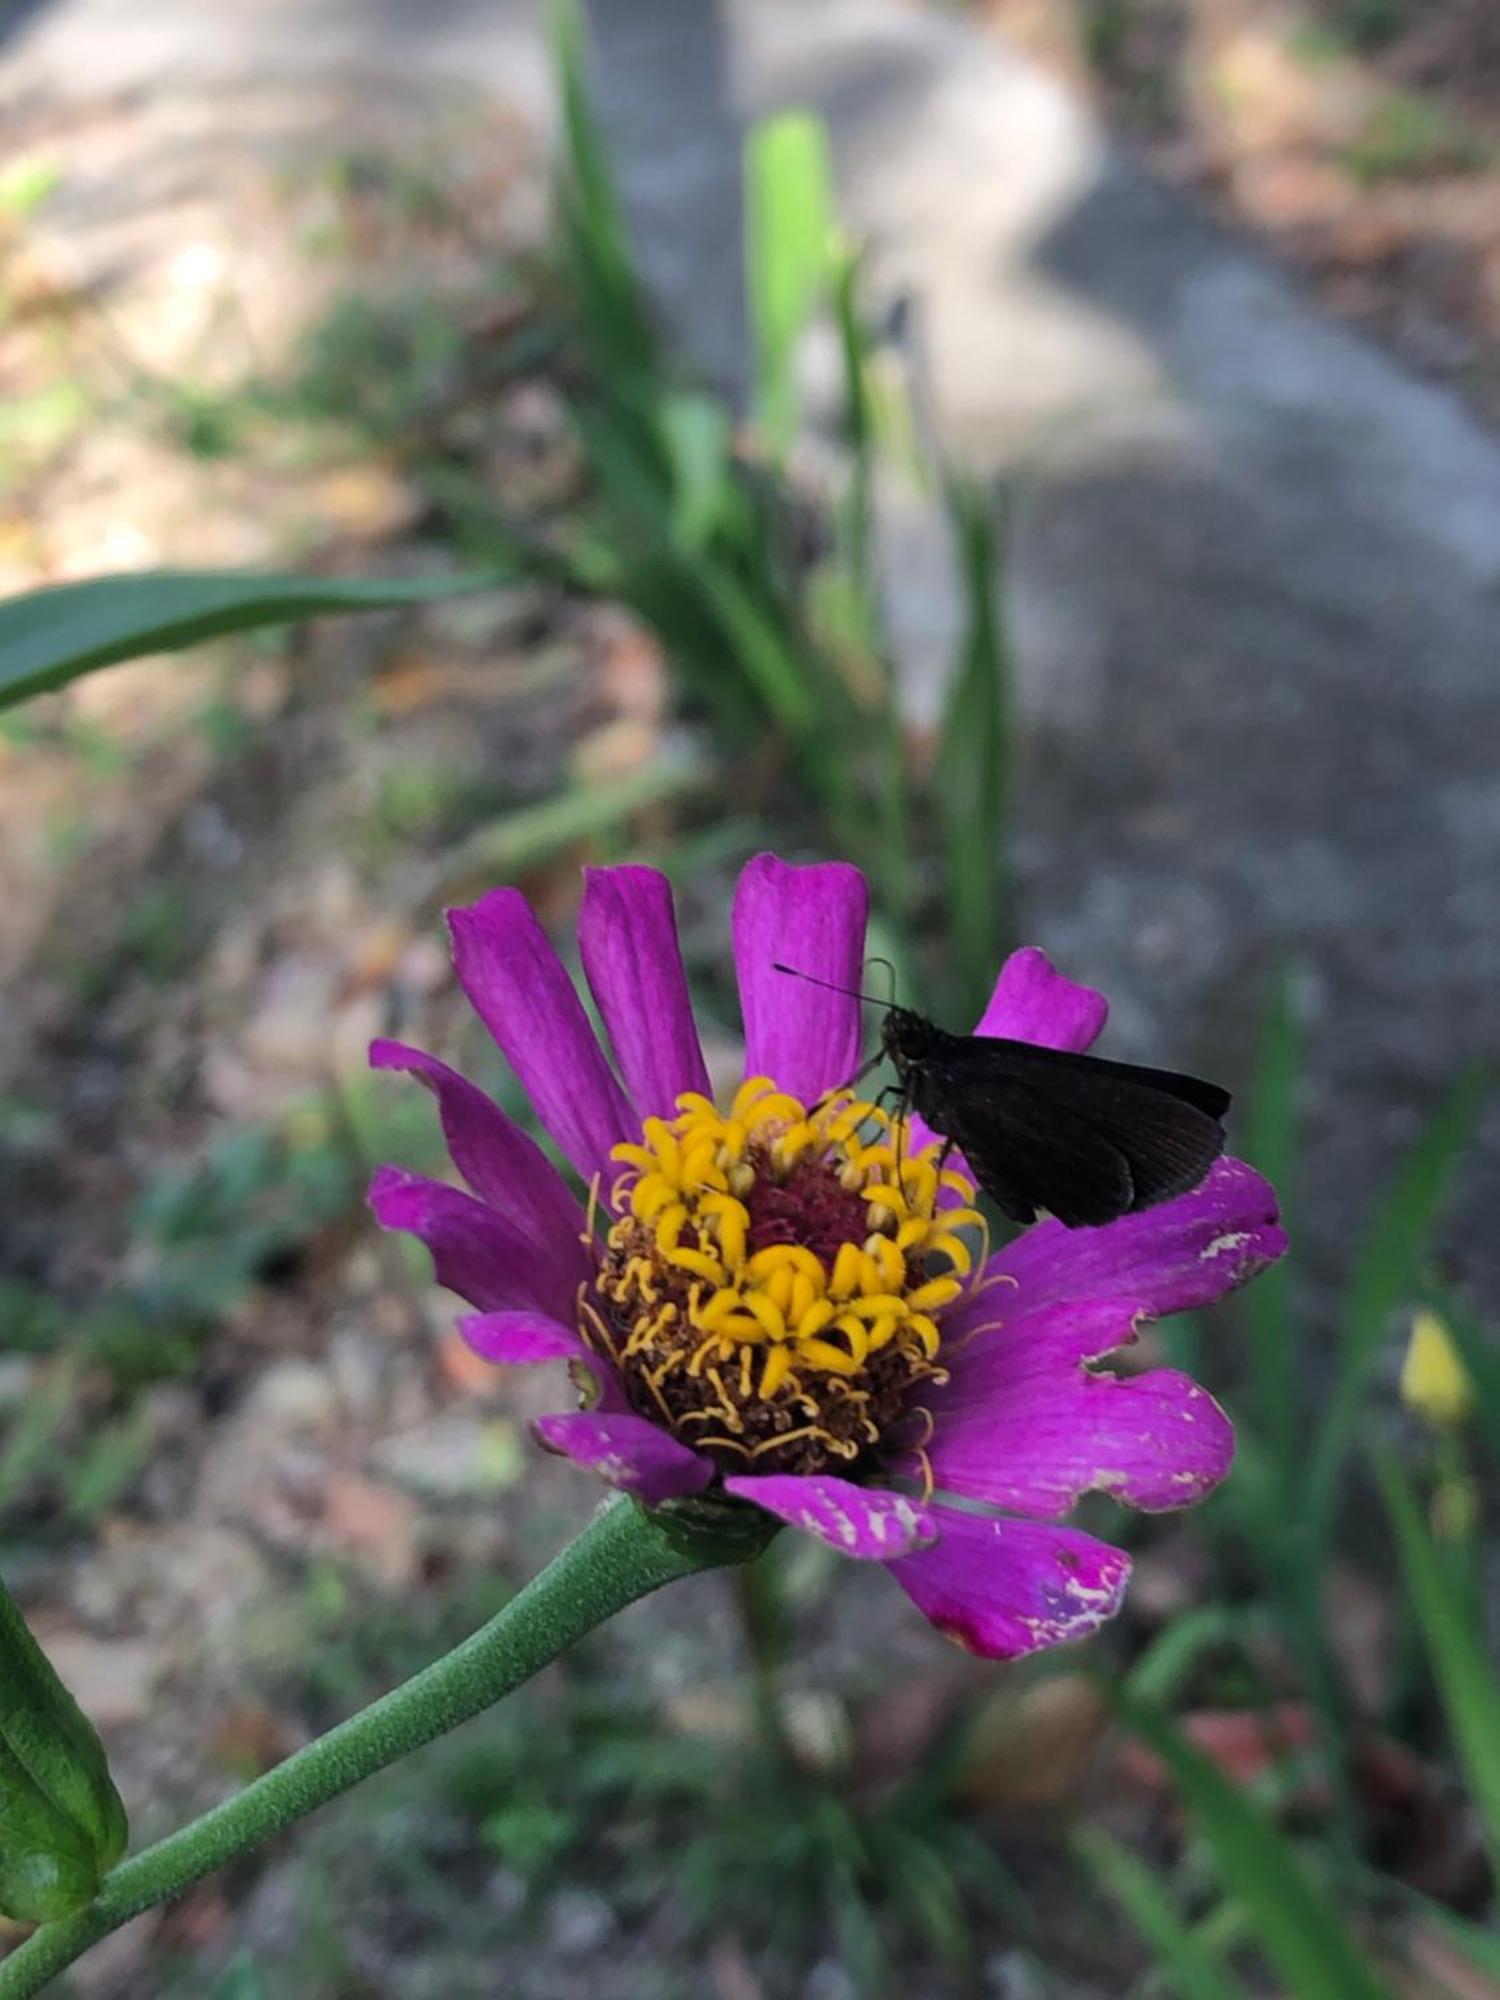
909 1036 1228 1229
933 1083 1132 1226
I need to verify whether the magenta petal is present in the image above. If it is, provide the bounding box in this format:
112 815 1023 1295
369 1166 579 1322
889 1508 1131 1659
973 946 1109 1051
448 889 635 1186
732 853 869 1103
532 1411 714 1503
934 1293 1147 1379
578 866 711 1122
995 1157 1286 1317
722 1474 936 1559
459 1311 627 1412
459 1312 583 1365
370 1040 586 1256
925 1363 1234 1518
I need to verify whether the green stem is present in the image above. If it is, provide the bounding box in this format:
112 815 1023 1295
733 1558 796 1771
0 1498 738 2000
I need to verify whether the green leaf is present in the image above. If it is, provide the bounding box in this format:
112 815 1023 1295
0 1569 128 1921
1243 962 1302 1471
1119 1696 1397 2000
1124 1606 1251 1710
1304 1063 1486 1547
658 392 734 552
1077 1829 1253 2000
936 476 1010 1021
551 0 660 387
745 109 835 458
426 748 711 904
1375 1449 1500 1877
0 568 503 711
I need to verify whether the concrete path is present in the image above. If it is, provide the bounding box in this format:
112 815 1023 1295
7 0 1500 1301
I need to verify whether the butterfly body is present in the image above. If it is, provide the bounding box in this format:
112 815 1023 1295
879 1007 1229 1230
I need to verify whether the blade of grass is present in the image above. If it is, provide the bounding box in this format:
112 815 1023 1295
421 748 711 908
1303 1063 1486 1552
1077 1829 1253 2000
1382 1878 1500 1989
659 392 734 554
935 476 1010 1021
1118 1694 1399 2000
1124 1606 1254 1710
1374 1448 1500 1879
745 110 835 461
1232 964 1364 1846
830 240 876 604
550 0 659 386
1242 963 1302 1472
825 239 917 919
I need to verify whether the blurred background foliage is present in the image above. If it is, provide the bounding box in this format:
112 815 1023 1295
0 4 1496 1997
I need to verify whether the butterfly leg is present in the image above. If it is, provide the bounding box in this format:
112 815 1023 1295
809 1048 885 1118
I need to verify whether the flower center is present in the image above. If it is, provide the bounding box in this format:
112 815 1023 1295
585 1077 983 1477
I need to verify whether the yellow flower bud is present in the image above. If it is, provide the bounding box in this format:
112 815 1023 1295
1400 1308 1475 1432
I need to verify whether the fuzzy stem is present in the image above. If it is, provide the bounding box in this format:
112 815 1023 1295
0 1498 737 2000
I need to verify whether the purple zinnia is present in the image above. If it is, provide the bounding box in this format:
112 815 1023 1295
370 855 1284 1660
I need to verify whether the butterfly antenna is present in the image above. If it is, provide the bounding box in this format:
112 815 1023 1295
771 962 891 1009
865 955 897 1007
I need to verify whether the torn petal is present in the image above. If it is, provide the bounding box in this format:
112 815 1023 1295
889 1509 1131 1660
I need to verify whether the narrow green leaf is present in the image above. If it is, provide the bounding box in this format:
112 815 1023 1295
745 110 835 458
1375 1449 1500 1877
1304 1064 1486 1546
0 569 504 711
1124 1606 1250 1709
1077 1829 1253 2000
423 749 710 905
936 476 1010 1021
1243 963 1302 1471
1382 1881 1500 1987
1119 1696 1397 2000
658 393 734 553
829 242 878 607
550 0 659 386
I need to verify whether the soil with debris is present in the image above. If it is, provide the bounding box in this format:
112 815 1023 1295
976 0 1500 426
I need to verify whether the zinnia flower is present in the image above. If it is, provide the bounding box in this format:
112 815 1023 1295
370 855 1284 1660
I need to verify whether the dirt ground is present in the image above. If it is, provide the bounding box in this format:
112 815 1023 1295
976 0 1500 426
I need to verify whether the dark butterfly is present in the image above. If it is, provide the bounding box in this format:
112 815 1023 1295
878 1006 1230 1230
774 964 1230 1230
